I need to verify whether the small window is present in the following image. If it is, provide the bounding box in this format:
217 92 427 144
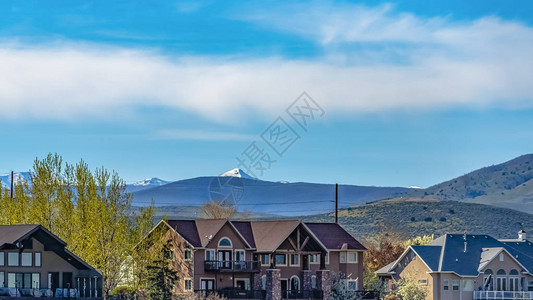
275 254 287 266
443 280 449 290
8 253 19 266
31 273 40 289
205 249 215 261
452 280 459 291
290 254 299 266
0 252 4 266
497 269 506 275
261 254 270 266
499 253 504 261
184 249 192 260
339 252 346 263
235 250 245 262
219 238 232 247
262 275 267 290
185 279 192 291
309 254 320 264
347 252 358 263
21 253 32 266
347 279 357 291
34 253 41 267
311 275 317 289
418 279 428 286
510 269 519 275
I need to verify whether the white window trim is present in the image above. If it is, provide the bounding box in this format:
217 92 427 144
289 275 300 290
184 277 193 291
418 279 428 286
261 254 270 266
205 249 215 261
347 252 358 263
275 253 287 266
184 249 193 261
346 279 358 291
443 279 450 290
289 253 300 267
309 254 320 264
234 250 245 262
218 237 233 248
509 277 520 291
452 280 460 291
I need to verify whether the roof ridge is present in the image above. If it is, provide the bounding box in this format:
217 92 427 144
437 234 447 272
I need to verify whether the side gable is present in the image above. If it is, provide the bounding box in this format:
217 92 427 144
204 220 253 249
479 248 530 275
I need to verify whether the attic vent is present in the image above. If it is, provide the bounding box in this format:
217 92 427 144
456 258 459 263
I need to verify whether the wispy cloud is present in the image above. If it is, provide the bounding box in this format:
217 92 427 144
1 2 533 123
153 129 255 141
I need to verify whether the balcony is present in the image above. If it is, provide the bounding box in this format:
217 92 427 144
474 291 533 300
204 260 261 272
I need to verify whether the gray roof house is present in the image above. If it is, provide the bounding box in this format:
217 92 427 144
377 230 533 300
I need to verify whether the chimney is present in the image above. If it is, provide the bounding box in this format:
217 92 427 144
518 230 526 241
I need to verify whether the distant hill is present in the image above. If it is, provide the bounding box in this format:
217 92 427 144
125 177 170 193
304 199 533 240
130 175 411 216
404 154 533 214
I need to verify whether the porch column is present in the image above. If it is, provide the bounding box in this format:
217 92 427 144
302 270 313 291
266 269 281 300
316 270 331 300
253 273 263 290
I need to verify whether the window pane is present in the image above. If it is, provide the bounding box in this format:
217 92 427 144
0 272 4 288
348 252 357 262
311 276 316 289
261 254 269 265
219 238 231 247
35 253 41 267
32 273 40 289
21 253 32 266
0 252 4 266
348 280 357 291
8 253 19 266
291 254 299 265
205 250 214 261
8 273 16 288
275 254 286 265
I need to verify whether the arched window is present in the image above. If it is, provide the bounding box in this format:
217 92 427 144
290 276 300 291
218 238 232 247
510 269 519 275
261 275 267 290
497 269 506 275
485 269 493 275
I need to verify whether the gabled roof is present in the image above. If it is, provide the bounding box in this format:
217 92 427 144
0 224 95 271
163 219 365 253
249 220 300 252
305 223 366 251
380 234 533 278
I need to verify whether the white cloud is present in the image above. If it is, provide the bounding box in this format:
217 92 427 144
1 2 533 122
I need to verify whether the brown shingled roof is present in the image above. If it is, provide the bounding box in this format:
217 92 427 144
304 223 366 251
0 224 40 248
249 220 300 252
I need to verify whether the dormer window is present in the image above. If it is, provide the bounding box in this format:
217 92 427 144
218 238 232 247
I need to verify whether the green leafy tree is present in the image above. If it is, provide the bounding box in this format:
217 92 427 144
394 276 427 300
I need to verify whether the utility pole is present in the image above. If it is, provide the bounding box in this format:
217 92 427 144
335 183 338 224
10 171 14 199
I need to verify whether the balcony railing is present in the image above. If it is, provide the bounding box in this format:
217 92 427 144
195 289 266 299
204 260 261 272
281 289 323 299
474 291 533 300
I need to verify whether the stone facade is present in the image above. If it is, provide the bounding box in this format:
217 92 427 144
253 272 263 291
266 269 281 300
316 270 331 300
301 270 313 291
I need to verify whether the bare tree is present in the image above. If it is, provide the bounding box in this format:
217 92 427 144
200 200 236 219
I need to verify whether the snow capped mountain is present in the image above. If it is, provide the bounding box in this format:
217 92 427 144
133 177 169 187
0 172 31 188
219 168 257 180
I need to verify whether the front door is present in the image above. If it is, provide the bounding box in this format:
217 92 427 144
218 250 232 269
201 279 215 297
62 272 73 289
281 279 288 298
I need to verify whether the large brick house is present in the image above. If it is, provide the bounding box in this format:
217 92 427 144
142 219 366 299
377 230 533 300
0 224 102 298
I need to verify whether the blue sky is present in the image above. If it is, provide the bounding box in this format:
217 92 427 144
1 0 533 187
